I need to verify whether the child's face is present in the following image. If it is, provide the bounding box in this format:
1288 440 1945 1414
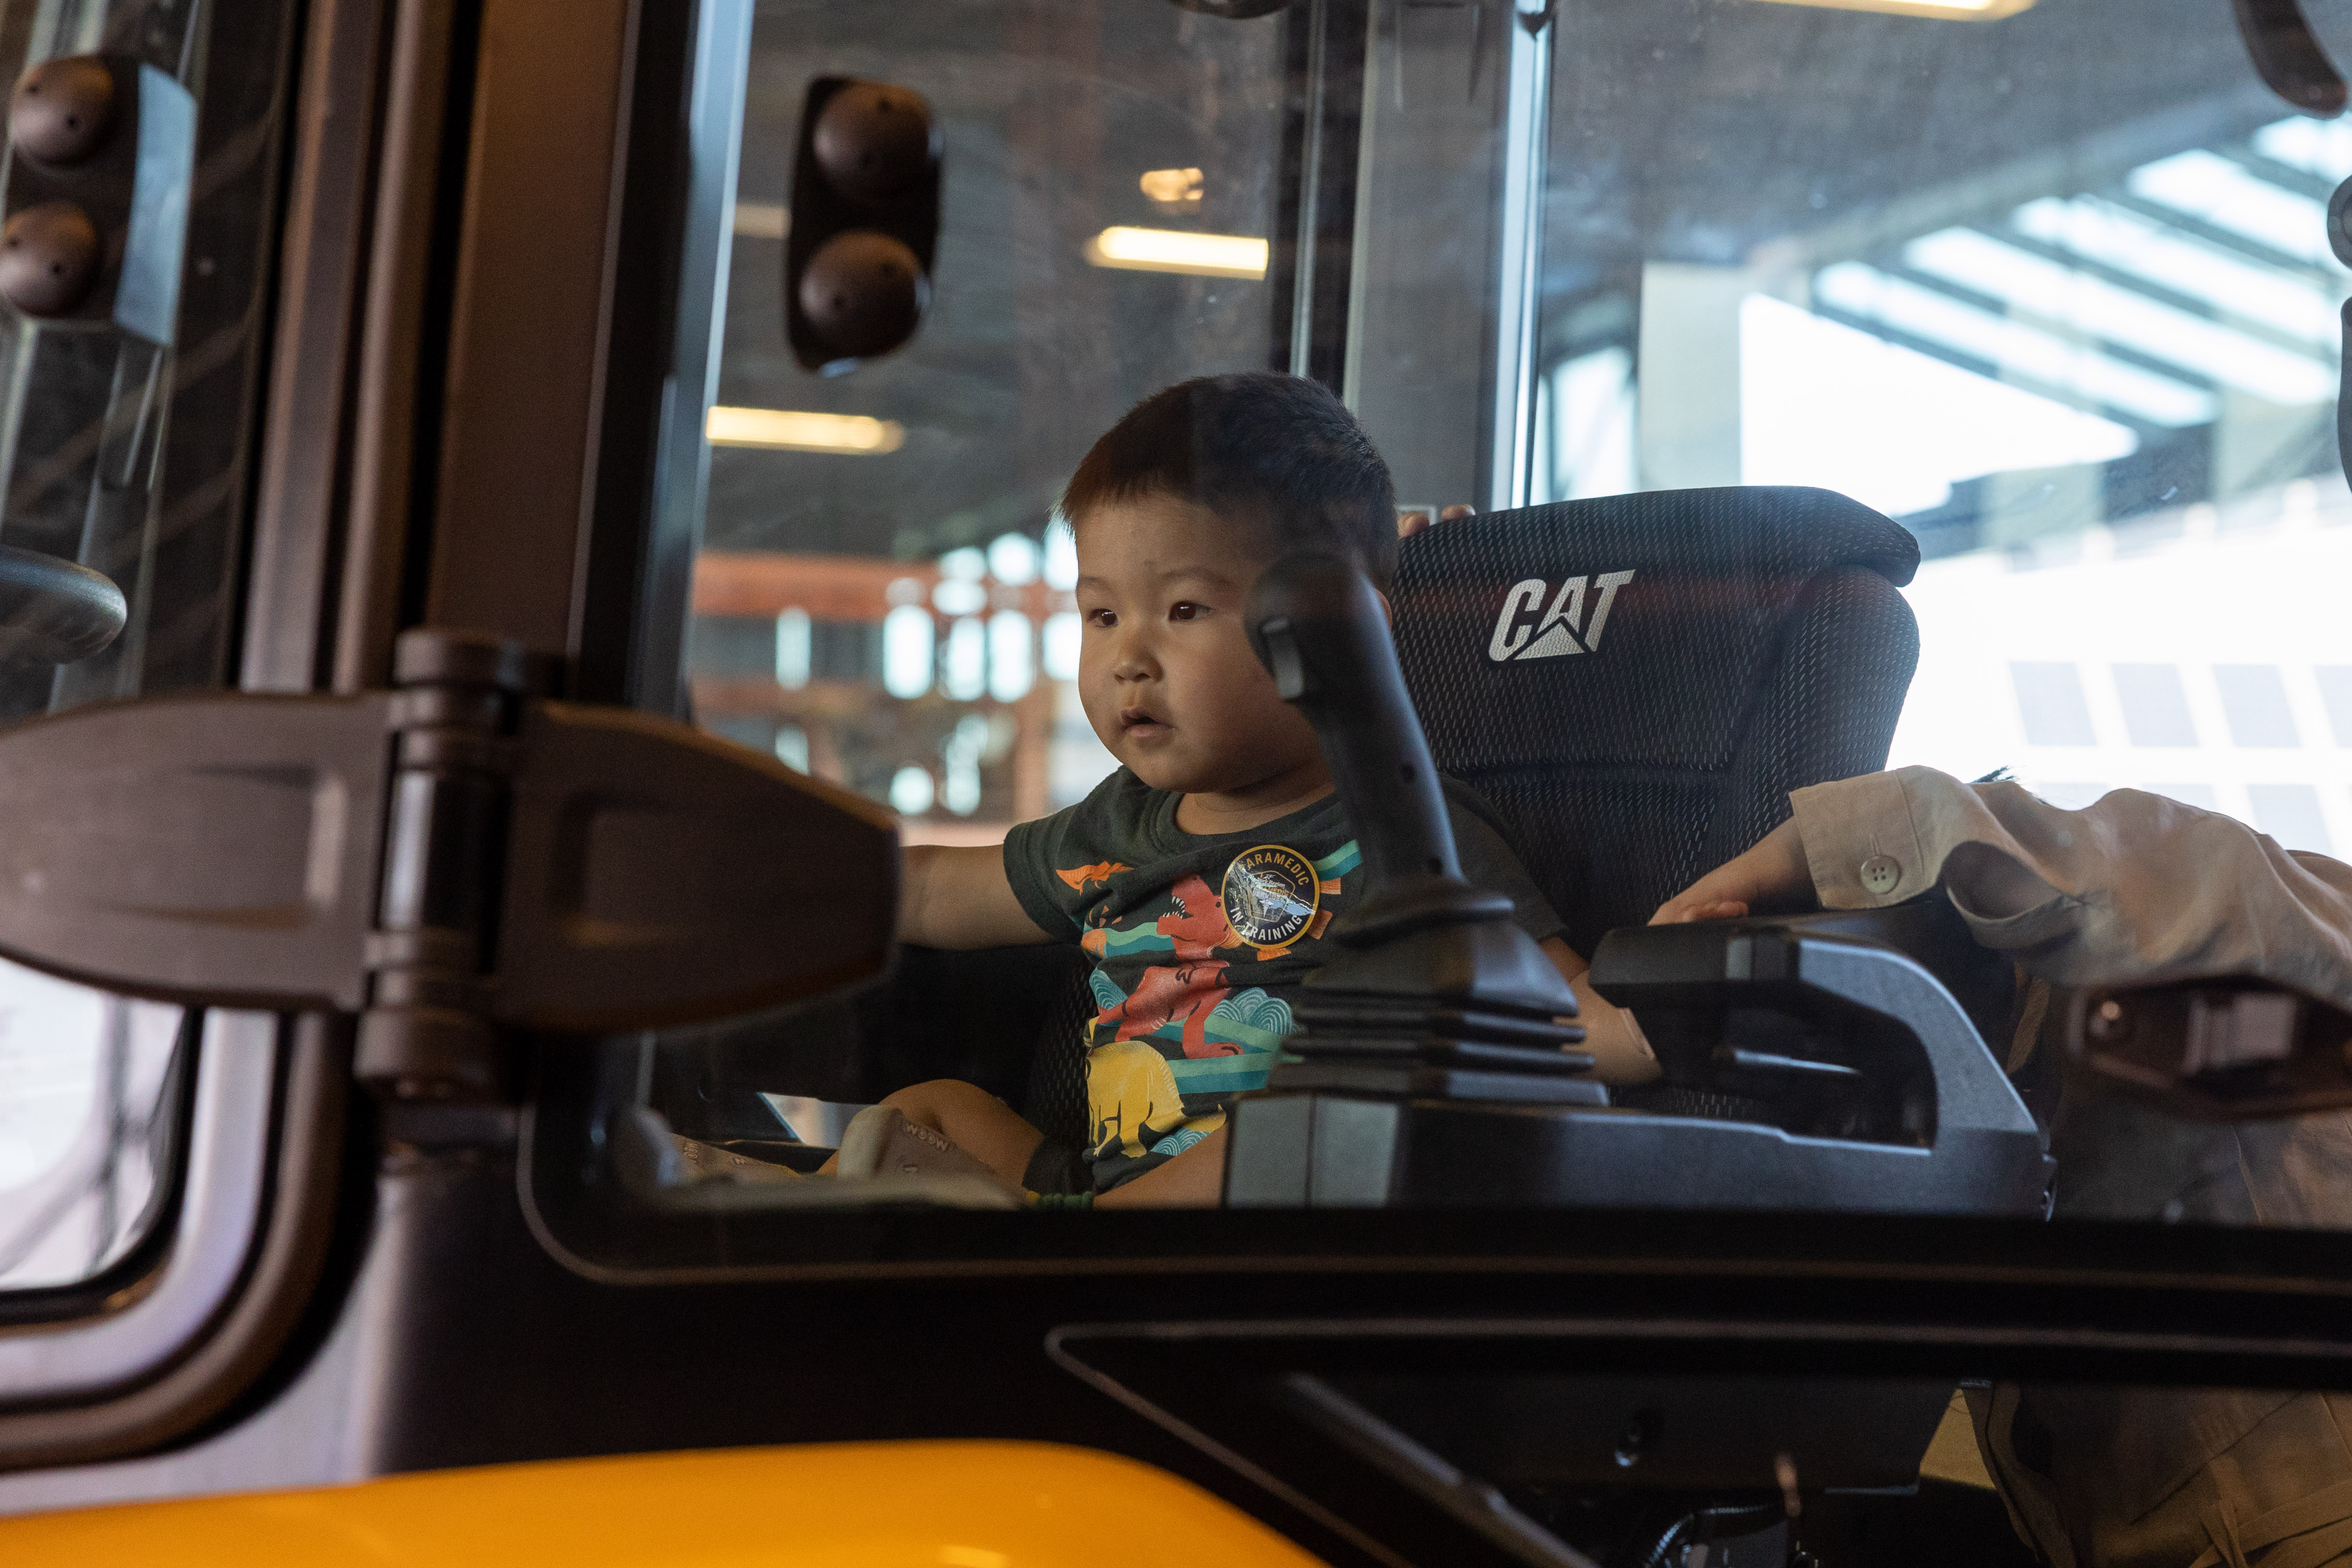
1073 493 1324 800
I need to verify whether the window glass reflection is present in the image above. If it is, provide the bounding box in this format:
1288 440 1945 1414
1541 0 2352 860
687 0 1275 833
604 0 2352 1247
0 961 184 1291
0 0 292 1299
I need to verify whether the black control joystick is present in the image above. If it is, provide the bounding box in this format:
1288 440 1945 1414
1235 552 1595 1118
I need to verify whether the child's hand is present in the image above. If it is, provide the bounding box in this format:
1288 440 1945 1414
1396 503 1475 539
1650 817 1810 925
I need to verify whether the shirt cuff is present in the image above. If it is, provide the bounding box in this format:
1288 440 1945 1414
1791 763 2055 909
1789 769 1932 909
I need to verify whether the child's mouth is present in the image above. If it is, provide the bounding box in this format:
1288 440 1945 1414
1119 707 1169 740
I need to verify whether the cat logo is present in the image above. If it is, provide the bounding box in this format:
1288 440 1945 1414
1487 571 1637 663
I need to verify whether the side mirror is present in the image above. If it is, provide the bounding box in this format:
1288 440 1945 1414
783 78 941 374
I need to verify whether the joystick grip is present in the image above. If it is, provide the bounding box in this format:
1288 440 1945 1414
1230 549 1586 1147
1245 551 1463 895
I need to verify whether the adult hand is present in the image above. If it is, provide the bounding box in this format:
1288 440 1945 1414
1397 503 1476 539
1650 817 1810 924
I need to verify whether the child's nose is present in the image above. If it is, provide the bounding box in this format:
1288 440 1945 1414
1110 626 1157 679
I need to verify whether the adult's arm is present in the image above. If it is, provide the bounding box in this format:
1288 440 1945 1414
1660 767 2352 1009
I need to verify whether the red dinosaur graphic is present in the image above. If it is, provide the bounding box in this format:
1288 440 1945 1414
1103 960 1235 1055
1088 873 1247 1057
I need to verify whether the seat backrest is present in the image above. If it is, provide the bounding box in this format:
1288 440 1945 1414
1392 486 1921 956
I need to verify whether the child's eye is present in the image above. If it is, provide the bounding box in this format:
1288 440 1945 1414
1085 608 1116 628
1169 602 1204 622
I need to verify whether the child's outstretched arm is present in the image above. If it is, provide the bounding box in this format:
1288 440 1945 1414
900 844 1058 950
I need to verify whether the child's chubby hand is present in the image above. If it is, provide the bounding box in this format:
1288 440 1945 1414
1540 936 1658 1084
1649 817 1810 927
1396 503 1475 539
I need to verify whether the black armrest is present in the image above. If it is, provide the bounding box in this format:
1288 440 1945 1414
1589 901 2031 1147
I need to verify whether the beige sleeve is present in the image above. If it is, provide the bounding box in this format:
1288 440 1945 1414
1785 766 2352 1011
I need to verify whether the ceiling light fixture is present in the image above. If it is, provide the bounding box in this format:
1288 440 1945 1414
1745 0 2035 18
705 407 905 454
1083 226 1268 279
732 201 789 239
1139 168 1204 211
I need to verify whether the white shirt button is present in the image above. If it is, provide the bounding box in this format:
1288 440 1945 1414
1859 854 1902 897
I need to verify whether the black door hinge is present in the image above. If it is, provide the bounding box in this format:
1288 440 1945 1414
0 626 900 1104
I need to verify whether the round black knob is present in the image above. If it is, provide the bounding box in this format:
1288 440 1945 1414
797 229 927 359
0 202 100 317
9 57 116 166
0 542 126 664
812 81 937 205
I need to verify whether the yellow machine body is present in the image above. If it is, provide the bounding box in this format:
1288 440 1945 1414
0 1441 1327 1567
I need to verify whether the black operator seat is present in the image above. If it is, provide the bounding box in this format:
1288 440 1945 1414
1223 487 2050 1220
1391 485 1923 957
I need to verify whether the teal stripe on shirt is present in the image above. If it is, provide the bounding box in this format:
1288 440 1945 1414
1202 1014 1284 1053
1126 1016 1284 1055
1314 840 1361 878
1092 925 1174 957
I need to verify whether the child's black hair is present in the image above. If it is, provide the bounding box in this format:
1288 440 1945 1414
1059 372 1400 592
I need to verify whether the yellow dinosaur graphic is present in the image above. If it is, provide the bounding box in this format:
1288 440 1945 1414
1086 1039 1188 1159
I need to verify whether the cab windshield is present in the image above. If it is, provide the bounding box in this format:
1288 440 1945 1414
508 0 2352 1261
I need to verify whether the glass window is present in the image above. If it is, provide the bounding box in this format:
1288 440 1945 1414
0 975 187 1290
575 0 1302 1239
1541 1 2352 856
541 0 2352 1268
0 0 293 1297
687 0 1285 831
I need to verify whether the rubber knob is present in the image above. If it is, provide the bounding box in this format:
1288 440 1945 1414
812 81 937 205
2328 176 2352 270
9 56 116 166
797 229 926 359
0 201 100 317
0 542 126 664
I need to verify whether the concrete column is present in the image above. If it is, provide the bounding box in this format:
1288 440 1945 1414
1636 262 1749 490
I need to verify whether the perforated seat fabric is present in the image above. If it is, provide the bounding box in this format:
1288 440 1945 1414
1392 486 1921 957
1020 949 1096 1154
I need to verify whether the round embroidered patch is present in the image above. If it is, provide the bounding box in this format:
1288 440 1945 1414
1220 844 1320 950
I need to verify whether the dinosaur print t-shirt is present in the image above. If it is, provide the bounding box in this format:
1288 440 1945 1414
1003 768 1565 1193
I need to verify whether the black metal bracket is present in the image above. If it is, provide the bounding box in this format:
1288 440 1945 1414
0 625 900 1104
354 631 552 1100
